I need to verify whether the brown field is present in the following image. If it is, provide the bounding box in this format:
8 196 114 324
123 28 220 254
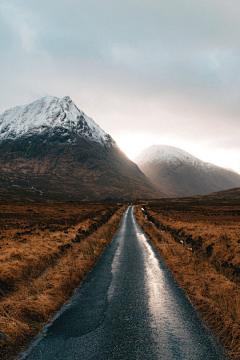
135 199 240 359
0 201 126 360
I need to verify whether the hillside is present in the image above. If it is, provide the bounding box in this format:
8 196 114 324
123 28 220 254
0 96 164 201
135 145 240 197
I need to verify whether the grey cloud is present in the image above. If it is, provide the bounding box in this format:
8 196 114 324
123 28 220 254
1 0 240 169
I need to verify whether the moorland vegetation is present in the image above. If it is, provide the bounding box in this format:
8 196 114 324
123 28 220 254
0 201 126 360
135 198 240 358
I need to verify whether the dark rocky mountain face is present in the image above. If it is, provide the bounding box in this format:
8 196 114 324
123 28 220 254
0 96 164 201
135 145 240 197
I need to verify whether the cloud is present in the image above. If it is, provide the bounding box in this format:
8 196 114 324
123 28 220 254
0 1 240 170
0 1 39 53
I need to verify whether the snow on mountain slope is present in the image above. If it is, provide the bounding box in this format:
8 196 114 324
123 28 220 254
0 96 165 201
135 145 240 197
0 95 111 145
135 145 219 173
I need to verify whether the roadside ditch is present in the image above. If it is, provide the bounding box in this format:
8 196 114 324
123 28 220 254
135 205 240 359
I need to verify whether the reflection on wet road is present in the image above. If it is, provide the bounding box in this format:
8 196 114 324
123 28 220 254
20 206 226 359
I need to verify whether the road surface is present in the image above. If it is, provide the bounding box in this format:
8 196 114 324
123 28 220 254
19 206 226 359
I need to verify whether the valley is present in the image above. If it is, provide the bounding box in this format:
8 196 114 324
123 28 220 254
0 96 240 358
11 207 227 360
2 1 240 358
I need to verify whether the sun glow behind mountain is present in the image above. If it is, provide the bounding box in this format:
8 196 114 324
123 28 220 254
116 133 240 174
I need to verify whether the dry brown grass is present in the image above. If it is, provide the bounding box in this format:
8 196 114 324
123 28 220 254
135 204 240 359
0 202 126 360
144 201 240 284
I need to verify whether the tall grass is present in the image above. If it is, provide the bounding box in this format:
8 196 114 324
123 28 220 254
135 205 240 359
0 204 126 360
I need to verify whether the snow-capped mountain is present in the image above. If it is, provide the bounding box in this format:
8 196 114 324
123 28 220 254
136 145 218 171
0 95 111 145
135 145 240 197
0 96 164 201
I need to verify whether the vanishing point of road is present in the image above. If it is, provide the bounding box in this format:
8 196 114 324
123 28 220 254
19 206 226 360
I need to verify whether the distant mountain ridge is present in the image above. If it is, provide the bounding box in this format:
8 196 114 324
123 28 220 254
201 187 240 202
135 145 240 197
0 96 165 201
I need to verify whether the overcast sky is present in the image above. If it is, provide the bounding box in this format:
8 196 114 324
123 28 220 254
1 0 240 172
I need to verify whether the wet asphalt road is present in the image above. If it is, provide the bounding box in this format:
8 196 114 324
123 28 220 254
20 206 226 360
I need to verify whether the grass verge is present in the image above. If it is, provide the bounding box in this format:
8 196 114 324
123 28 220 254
0 204 127 360
135 205 240 359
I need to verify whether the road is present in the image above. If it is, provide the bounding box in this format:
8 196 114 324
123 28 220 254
19 206 226 359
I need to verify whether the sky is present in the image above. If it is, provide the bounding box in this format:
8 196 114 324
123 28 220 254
1 0 240 172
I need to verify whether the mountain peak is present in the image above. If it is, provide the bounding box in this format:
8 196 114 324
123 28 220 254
62 95 71 101
0 97 164 201
135 144 218 171
136 144 197 163
135 144 240 197
0 95 112 145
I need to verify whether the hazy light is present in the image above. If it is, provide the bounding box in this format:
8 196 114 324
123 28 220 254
116 132 240 174
1 1 240 178
116 133 161 160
